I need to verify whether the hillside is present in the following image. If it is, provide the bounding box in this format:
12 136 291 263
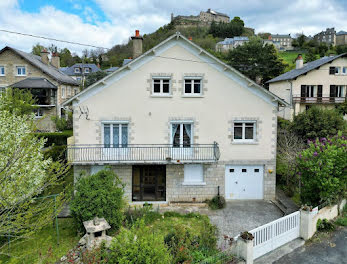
278 51 307 72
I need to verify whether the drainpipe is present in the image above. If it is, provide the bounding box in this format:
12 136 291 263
287 80 293 117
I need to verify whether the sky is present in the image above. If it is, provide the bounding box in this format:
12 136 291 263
0 0 346 55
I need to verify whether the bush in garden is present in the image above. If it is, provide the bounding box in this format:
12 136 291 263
296 133 347 206
207 195 226 210
291 107 346 141
70 168 125 232
107 220 173 264
316 219 335 232
124 203 161 228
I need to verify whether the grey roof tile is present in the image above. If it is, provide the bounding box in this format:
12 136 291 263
267 53 347 83
60 63 100 76
10 77 57 89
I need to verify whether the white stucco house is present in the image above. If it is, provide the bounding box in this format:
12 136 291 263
268 53 347 120
63 31 287 203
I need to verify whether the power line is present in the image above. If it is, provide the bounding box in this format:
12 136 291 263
0 29 110 50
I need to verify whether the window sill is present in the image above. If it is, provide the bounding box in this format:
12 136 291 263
151 95 173 98
182 182 206 186
231 140 258 145
181 95 204 98
16 75 27 77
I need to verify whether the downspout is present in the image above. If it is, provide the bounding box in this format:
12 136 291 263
287 80 293 117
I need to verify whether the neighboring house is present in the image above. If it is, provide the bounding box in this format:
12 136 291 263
216 37 249 52
270 34 293 50
263 39 281 50
0 46 79 131
61 63 100 84
314 28 336 46
336 31 347 46
63 31 287 203
268 54 347 120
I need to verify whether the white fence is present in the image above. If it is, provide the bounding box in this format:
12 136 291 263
249 211 300 259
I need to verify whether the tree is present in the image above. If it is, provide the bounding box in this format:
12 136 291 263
0 97 69 255
297 34 306 48
257 32 271 40
31 43 46 56
297 133 347 206
0 88 36 115
84 71 108 88
291 107 346 141
305 48 317 63
226 37 286 85
209 17 245 38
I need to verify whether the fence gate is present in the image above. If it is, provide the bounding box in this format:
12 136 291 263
249 211 300 259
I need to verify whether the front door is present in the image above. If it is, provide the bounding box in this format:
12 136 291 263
132 165 166 201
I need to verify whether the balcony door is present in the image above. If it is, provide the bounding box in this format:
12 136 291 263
132 165 166 201
171 122 193 160
102 123 128 161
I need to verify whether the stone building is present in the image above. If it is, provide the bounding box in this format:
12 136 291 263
0 46 79 131
171 8 230 25
216 37 249 52
269 34 293 51
314 28 336 46
63 30 287 203
336 31 347 46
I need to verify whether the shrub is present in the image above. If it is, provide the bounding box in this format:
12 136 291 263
107 220 173 264
317 219 335 232
51 111 73 131
207 195 226 210
291 107 346 141
296 133 347 206
35 130 73 147
70 168 125 232
43 145 67 161
124 204 161 228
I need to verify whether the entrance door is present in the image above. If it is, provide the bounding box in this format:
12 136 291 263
132 165 166 201
225 165 264 199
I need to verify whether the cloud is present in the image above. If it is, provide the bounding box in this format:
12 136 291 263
0 0 346 55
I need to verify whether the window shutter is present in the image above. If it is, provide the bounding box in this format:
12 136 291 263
301 85 306 97
317 85 323 97
329 67 335 75
330 85 336 97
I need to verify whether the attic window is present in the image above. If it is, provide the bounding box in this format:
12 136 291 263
152 77 171 96
74 68 80 73
84 68 90 73
184 78 202 96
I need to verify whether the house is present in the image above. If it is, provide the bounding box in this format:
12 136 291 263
216 37 249 52
0 46 79 131
268 54 347 120
336 31 347 46
61 63 100 84
314 28 336 46
63 31 287 203
263 36 281 50
270 34 293 50
105 67 119 74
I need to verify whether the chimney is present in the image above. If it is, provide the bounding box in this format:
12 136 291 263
51 52 60 68
131 30 143 59
268 35 272 40
188 36 193 41
296 54 303 69
40 49 49 65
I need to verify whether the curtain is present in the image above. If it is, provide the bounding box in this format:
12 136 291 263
184 124 192 147
172 124 179 146
121 125 128 147
104 124 111 147
113 125 119 147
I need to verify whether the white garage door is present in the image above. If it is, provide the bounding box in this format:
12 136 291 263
225 165 264 199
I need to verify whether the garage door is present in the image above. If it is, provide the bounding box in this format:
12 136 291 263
225 165 264 199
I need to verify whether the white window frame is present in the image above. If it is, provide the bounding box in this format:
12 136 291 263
34 108 43 119
102 121 129 148
73 88 79 95
305 85 317 97
16 66 26 76
74 67 80 73
152 77 171 96
183 164 205 185
335 67 341 75
183 77 203 96
336 85 345 98
61 87 66 98
233 121 256 142
84 68 90 73
342 67 347 75
170 121 193 147
0 66 5 76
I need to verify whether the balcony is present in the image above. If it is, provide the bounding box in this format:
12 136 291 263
293 96 346 104
67 143 220 164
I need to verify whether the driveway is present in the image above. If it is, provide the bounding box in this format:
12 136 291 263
274 227 347 264
161 200 283 246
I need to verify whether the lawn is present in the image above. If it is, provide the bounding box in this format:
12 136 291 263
0 218 79 264
278 51 306 72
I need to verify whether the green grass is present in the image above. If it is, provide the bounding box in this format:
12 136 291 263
278 51 306 72
0 218 78 264
335 205 347 226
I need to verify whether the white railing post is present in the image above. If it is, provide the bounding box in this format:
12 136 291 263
235 237 253 264
300 209 316 240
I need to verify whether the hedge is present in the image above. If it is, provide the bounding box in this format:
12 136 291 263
35 130 73 147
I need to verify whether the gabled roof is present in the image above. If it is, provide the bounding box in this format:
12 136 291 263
10 77 57 89
337 30 347 36
60 63 100 76
267 53 347 83
0 46 79 86
62 32 288 107
217 37 249 45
